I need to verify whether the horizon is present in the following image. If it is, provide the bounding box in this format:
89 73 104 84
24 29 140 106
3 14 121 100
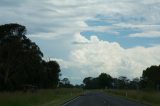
0 0 160 84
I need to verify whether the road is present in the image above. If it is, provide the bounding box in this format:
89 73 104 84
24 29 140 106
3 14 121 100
63 91 148 106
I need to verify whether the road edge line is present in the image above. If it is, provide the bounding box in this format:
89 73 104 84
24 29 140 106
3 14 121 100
62 96 80 106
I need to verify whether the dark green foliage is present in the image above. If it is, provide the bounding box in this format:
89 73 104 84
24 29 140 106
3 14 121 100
83 77 99 89
141 65 160 90
83 73 112 89
83 65 160 90
116 76 129 89
41 61 61 88
59 78 74 88
128 78 139 90
98 73 112 89
0 23 60 91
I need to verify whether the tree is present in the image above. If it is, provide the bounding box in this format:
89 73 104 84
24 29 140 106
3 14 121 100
41 61 61 88
83 77 94 89
61 78 70 85
98 73 112 89
59 78 73 88
142 65 160 90
118 76 129 89
0 23 61 91
83 73 113 89
0 23 43 90
129 78 140 90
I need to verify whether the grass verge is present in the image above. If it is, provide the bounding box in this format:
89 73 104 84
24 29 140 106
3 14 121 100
104 89 160 106
0 88 84 106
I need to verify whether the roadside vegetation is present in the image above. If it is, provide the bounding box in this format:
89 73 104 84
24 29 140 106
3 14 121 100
82 64 160 106
0 23 84 106
0 23 60 91
0 88 83 106
104 89 160 106
83 65 160 90
0 23 159 106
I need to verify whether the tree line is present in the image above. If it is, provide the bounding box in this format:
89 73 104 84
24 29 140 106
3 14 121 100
1 23 159 91
0 23 61 91
83 65 160 90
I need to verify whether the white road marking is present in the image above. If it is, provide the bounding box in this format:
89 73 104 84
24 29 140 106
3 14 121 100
62 96 80 106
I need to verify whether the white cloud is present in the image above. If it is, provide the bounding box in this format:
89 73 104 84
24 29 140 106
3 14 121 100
1 0 160 39
129 31 160 38
74 32 89 43
28 32 60 40
1 0 160 84
57 34 160 83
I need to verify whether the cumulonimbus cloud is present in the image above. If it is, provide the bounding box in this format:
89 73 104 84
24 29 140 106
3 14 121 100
57 34 160 84
1 0 160 84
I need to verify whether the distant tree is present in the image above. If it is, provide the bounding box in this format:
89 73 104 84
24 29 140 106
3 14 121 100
129 78 140 90
74 84 84 88
82 65 160 91
59 78 73 88
139 77 147 89
112 78 123 89
83 77 93 89
141 65 160 90
98 73 112 89
61 78 70 85
117 76 129 89
83 73 113 89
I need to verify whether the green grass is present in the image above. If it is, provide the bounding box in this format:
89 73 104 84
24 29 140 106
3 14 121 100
0 88 84 106
104 89 160 106
2 88 159 106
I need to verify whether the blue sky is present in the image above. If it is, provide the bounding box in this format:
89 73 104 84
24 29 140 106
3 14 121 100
83 14 160 48
0 0 160 84
81 29 160 48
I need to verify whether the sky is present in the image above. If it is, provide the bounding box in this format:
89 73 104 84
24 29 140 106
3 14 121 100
0 0 160 84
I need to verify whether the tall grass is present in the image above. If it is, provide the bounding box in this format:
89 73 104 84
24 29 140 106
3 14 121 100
0 88 83 106
105 89 160 106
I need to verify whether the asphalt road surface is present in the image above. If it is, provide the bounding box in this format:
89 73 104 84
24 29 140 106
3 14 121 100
63 91 148 106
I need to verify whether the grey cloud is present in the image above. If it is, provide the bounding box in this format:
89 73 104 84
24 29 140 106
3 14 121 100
0 0 25 7
1 0 160 84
